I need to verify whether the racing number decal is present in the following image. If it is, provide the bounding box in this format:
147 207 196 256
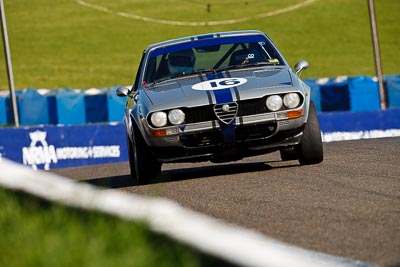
192 78 247 91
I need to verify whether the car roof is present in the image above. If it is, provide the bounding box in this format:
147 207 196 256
145 30 267 52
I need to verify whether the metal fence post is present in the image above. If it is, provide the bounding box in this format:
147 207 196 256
368 0 387 110
0 0 19 126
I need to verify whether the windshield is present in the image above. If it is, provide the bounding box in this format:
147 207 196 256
143 35 284 85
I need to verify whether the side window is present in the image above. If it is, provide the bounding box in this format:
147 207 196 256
133 51 146 91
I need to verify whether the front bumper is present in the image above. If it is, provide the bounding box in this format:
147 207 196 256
142 110 307 163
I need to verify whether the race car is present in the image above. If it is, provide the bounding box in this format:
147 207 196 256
117 30 323 184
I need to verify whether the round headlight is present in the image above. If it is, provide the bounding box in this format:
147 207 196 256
283 93 300 109
168 109 185 125
266 95 283 111
150 111 167 127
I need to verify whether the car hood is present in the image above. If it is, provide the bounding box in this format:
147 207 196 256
143 68 296 110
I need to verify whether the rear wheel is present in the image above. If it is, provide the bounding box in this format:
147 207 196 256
126 126 161 185
296 101 323 165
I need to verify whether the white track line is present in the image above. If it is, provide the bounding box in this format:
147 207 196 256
0 157 370 267
74 0 319 26
322 129 400 142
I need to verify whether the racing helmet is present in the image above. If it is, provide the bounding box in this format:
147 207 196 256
167 49 196 75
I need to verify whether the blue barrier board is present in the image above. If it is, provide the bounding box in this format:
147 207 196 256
0 123 128 170
1 108 400 170
318 108 400 132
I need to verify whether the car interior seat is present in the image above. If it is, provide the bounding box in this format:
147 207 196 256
229 49 264 66
154 57 170 81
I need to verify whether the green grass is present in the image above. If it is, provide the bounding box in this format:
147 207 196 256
0 187 233 267
0 0 399 90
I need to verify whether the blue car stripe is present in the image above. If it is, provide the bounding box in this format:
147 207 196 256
280 81 292 86
213 88 233 103
226 71 241 102
206 72 233 103
206 73 236 144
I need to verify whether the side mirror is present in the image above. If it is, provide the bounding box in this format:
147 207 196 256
116 86 130 97
294 61 309 76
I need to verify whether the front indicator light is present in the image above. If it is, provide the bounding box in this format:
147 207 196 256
287 109 303 119
152 129 167 137
152 127 179 137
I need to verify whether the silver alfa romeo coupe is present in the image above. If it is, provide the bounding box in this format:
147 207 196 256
117 30 323 184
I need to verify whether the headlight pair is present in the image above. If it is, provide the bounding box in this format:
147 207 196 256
266 93 301 111
150 109 185 128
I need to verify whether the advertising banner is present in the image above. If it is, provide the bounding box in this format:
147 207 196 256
0 123 128 170
317 108 400 133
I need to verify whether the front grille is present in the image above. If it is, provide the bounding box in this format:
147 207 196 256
184 98 269 124
184 106 215 124
213 102 238 124
180 130 223 147
180 122 278 148
238 98 268 116
236 122 277 141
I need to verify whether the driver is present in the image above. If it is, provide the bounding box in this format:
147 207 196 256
167 49 196 75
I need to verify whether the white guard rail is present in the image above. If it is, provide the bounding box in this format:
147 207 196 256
0 158 371 267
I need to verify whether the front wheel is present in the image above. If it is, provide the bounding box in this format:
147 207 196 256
296 101 323 165
127 126 161 185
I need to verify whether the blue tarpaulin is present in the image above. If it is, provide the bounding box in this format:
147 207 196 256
386 75 400 108
56 89 85 125
320 79 350 112
3 90 22 124
107 86 126 122
17 89 59 126
47 90 58 125
84 89 108 123
1 75 400 126
304 79 322 112
0 94 6 125
348 76 380 112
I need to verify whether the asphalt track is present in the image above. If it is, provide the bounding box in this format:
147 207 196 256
51 137 400 267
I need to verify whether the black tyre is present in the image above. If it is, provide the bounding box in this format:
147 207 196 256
126 126 161 185
297 101 323 165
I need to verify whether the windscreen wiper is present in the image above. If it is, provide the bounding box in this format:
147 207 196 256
153 76 172 84
152 67 225 84
193 68 217 75
170 68 217 79
216 61 278 72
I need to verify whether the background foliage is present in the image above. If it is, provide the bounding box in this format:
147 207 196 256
0 187 229 267
0 0 398 89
